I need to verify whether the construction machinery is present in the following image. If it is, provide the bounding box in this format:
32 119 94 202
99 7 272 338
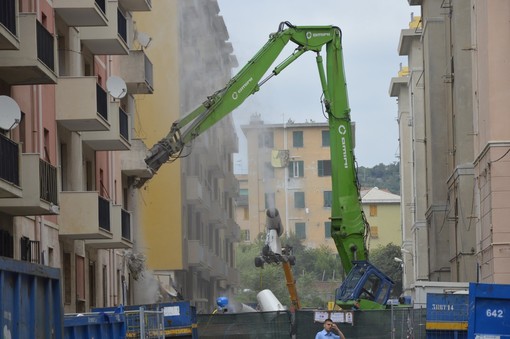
254 208 301 310
141 22 394 309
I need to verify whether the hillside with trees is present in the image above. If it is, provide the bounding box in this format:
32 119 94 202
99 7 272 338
357 162 400 194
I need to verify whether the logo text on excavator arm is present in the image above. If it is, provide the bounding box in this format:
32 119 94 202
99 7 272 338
232 77 254 100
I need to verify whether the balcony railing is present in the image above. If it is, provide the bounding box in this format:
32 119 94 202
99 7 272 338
96 0 106 14
0 0 16 35
117 9 127 43
96 83 108 121
20 237 40 264
121 208 131 241
39 159 58 205
36 21 54 71
144 54 154 90
119 108 129 141
98 196 110 232
0 134 19 186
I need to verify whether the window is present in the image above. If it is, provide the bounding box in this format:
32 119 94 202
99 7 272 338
293 131 303 147
265 192 275 209
258 131 274 148
322 130 330 147
324 191 332 207
325 221 332 238
370 226 379 238
239 188 248 196
241 229 250 241
370 204 378 216
288 160 304 178
318 160 332 177
294 191 305 208
295 222 306 239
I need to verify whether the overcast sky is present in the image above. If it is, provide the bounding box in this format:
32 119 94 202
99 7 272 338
216 1 420 172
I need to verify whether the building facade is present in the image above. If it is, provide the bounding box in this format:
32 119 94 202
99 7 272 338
132 0 240 312
391 0 510 296
0 0 239 314
239 116 401 255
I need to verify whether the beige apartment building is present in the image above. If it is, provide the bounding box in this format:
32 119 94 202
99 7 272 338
0 0 238 314
391 0 510 296
238 116 401 255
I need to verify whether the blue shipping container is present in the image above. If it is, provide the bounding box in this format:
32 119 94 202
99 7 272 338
0 256 63 339
64 312 126 339
468 282 510 338
94 301 198 338
426 293 468 339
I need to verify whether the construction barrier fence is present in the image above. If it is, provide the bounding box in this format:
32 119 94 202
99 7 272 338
197 307 429 339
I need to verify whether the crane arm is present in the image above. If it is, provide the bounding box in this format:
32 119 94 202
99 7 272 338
142 22 339 179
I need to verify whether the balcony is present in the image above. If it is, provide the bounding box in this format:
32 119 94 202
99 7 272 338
80 2 129 55
186 176 204 203
0 0 19 50
205 147 223 177
229 220 241 242
59 192 113 239
0 13 57 85
118 0 152 12
56 76 110 131
120 139 153 179
187 240 211 269
224 130 239 154
82 104 131 151
119 50 154 94
210 255 227 279
223 172 239 198
53 0 108 27
85 205 133 248
0 154 59 216
0 134 22 198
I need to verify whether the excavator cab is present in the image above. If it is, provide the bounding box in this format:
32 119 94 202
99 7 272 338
335 261 394 310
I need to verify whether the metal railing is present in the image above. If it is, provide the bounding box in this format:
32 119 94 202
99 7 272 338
121 208 131 241
39 159 58 205
0 0 16 35
144 54 154 90
98 196 111 232
95 0 106 15
119 108 129 141
117 9 127 43
0 134 19 186
36 21 55 71
20 237 40 264
96 83 108 121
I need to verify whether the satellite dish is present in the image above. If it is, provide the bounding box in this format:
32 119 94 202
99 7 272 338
106 76 127 99
136 31 152 49
0 95 21 130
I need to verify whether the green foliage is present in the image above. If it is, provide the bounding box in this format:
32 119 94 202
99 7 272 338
234 234 341 308
369 243 403 297
234 239 404 309
357 162 400 195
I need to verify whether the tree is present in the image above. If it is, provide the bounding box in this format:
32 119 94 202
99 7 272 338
369 243 403 298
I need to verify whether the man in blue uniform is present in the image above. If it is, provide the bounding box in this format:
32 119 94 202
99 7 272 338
315 318 345 339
